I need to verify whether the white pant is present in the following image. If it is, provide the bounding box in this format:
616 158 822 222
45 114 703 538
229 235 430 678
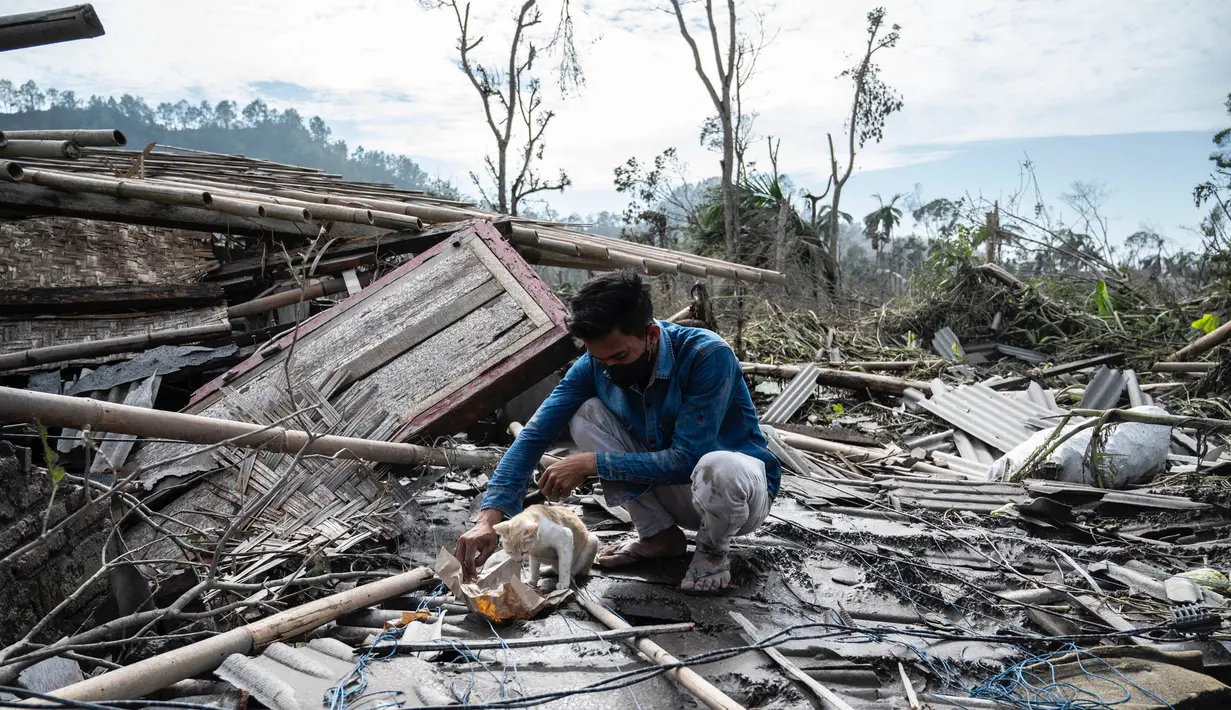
569 398 771 555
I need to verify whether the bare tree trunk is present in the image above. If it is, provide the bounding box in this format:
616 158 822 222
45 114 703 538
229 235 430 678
827 181 842 295
721 117 738 262
774 198 789 274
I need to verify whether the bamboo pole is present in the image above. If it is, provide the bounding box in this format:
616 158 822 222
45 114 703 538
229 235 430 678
207 194 311 223
0 322 232 371
0 386 498 468
574 591 745 710
24 168 210 206
0 160 22 182
777 431 894 463
150 177 375 225
741 363 929 394
379 622 695 653
0 4 104 52
728 612 856 710
742 361 923 376
0 140 80 160
0 180 379 241
2 129 125 147
1171 322 1231 361
1151 361 1215 373
227 274 370 319
28 567 435 703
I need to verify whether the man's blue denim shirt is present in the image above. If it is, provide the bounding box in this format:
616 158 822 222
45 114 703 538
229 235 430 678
482 320 781 518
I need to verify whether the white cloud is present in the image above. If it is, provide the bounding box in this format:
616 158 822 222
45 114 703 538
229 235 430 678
2 0 1226 213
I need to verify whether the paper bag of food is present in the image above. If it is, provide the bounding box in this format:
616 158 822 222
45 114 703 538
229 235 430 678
434 547 571 623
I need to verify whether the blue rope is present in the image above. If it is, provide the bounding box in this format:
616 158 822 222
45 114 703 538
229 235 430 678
970 644 1177 710
323 625 406 710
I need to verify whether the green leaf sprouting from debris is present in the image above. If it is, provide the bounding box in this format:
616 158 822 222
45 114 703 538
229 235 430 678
35 420 67 487
1192 313 1221 334
1093 280 1115 318
830 403 845 417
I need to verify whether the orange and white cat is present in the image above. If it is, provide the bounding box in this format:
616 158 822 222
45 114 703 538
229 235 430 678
492 505 599 591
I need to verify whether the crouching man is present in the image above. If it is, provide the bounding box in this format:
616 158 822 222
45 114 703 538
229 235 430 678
455 271 780 593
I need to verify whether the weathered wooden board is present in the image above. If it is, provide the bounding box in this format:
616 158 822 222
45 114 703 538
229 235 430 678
131 221 572 482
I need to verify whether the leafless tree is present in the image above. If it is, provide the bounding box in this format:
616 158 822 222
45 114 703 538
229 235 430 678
425 0 579 215
822 7 902 294
667 0 745 263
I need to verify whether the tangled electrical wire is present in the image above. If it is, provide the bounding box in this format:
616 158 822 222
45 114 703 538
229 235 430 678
3 615 1178 710
971 644 1177 710
343 617 1175 710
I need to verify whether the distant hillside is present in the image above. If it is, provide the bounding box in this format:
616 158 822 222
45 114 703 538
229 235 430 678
0 79 458 198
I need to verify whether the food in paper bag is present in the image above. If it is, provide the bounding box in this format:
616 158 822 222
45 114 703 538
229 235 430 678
435 547 571 623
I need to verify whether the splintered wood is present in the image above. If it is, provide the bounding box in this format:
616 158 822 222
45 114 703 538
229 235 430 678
125 222 572 584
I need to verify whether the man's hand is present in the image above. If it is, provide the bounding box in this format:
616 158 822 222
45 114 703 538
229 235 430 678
539 452 597 502
456 509 503 580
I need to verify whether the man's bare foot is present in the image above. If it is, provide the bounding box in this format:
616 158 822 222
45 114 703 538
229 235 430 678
679 550 731 594
595 526 687 568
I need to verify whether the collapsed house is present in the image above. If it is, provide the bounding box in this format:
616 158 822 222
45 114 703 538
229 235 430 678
2 130 1231 710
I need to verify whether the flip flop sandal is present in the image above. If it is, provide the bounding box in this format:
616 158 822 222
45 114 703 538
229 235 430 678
679 561 732 596
595 541 652 569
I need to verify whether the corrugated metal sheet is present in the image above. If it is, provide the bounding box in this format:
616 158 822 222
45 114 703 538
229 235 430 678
918 383 1053 453
1026 381 1066 414
1078 366 1126 409
1025 480 1213 511
997 344 1049 365
1124 369 1145 407
215 637 455 710
932 327 966 361
761 363 820 425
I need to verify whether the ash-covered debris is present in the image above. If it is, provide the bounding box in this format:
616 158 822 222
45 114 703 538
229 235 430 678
1 134 1230 710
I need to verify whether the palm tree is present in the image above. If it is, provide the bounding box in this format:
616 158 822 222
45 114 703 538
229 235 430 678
862 192 904 252
815 205 852 240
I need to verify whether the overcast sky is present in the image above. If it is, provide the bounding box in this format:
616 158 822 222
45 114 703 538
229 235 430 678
3 0 1229 248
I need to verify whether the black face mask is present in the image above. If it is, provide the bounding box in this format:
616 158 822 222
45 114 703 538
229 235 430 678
606 337 654 389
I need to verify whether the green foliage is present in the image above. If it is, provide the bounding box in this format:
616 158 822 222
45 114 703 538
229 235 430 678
35 420 66 488
915 223 977 292
0 79 457 197
1093 280 1115 317
1192 313 1222 334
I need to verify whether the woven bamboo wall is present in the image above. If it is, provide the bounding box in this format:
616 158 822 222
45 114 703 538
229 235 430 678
0 216 216 287
0 306 229 356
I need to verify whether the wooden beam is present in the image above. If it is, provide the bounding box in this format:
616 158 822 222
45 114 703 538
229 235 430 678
0 4 104 52
0 283 225 316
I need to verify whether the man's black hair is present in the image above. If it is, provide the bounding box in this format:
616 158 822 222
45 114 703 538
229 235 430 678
567 270 654 340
